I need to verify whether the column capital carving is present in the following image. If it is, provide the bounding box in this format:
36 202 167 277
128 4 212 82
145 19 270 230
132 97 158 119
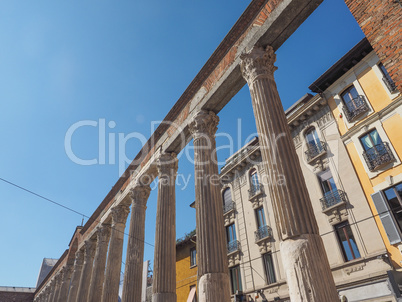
189 110 219 140
84 238 97 259
129 185 151 208
75 248 85 266
156 152 178 179
111 204 130 225
97 223 112 242
240 45 277 84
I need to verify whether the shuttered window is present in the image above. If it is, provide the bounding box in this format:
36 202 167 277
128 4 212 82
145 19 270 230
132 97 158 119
371 190 401 244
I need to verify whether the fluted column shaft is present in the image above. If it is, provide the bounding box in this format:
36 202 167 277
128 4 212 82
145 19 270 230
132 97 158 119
57 265 73 302
77 238 97 302
47 280 55 302
67 249 84 302
152 153 178 302
122 185 151 302
189 111 231 302
102 204 130 302
52 272 63 302
88 224 111 302
240 45 338 302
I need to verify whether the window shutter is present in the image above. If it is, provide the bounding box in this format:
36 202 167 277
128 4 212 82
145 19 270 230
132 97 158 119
371 191 402 245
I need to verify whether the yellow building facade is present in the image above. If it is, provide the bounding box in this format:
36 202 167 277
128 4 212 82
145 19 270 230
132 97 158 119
176 235 197 302
310 38 402 267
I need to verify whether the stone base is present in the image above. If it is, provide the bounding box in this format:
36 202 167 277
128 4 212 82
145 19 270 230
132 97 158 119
198 272 231 302
152 292 176 302
280 234 339 302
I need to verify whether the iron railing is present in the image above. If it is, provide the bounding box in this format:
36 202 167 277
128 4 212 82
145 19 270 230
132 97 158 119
342 95 369 122
320 190 347 210
305 141 326 162
227 240 241 254
363 142 395 171
254 225 272 242
223 201 236 214
383 75 397 93
248 184 263 200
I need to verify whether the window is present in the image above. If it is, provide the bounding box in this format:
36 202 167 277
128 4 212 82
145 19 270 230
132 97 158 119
226 223 237 243
379 63 397 93
223 188 234 214
360 129 394 171
229 265 242 294
190 247 196 267
305 127 324 160
262 252 276 284
335 221 361 262
318 170 346 209
340 85 369 122
383 183 402 233
318 170 337 195
250 169 260 192
255 207 266 229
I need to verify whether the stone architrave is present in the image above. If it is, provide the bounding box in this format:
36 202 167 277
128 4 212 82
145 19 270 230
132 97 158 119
240 45 339 302
88 224 111 302
76 238 97 302
102 204 130 302
67 249 85 302
152 153 178 302
122 184 151 302
58 265 73 302
189 110 231 302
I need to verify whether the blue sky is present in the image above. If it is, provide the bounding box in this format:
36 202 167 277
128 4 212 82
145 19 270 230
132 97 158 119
0 0 364 287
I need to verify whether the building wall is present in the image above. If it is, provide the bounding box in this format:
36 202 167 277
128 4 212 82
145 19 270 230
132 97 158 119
325 50 402 267
0 291 34 302
176 240 197 302
344 0 402 92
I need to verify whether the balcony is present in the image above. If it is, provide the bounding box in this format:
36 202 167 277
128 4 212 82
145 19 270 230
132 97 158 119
305 141 326 162
254 225 272 242
342 95 369 123
383 75 397 93
320 190 347 211
227 240 241 254
363 142 395 172
223 201 236 215
248 184 264 200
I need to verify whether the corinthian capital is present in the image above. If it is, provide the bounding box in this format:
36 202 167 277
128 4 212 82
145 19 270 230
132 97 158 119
83 239 97 259
75 248 85 266
97 223 111 243
130 185 151 208
189 110 219 140
156 152 178 179
240 45 277 84
111 204 130 225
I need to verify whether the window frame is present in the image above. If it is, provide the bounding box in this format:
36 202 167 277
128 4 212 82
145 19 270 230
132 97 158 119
334 221 361 262
190 247 197 267
262 252 276 285
229 265 242 295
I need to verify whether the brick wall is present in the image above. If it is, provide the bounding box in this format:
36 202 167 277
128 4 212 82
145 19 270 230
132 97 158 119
0 292 34 302
344 0 402 91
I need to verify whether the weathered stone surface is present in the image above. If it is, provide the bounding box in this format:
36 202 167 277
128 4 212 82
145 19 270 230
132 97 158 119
77 238 97 302
189 110 231 302
152 153 178 302
57 265 73 302
67 249 84 302
122 185 151 302
88 224 111 302
240 45 338 301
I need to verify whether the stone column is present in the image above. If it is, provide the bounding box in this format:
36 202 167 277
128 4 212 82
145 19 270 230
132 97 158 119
102 204 130 302
47 279 55 302
76 238 97 302
122 184 151 302
52 271 62 302
189 111 231 302
57 265 73 302
67 249 84 302
88 224 111 302
152 153 178 302
240 46 338 301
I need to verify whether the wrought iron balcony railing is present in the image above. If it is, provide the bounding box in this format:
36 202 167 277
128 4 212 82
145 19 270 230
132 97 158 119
342 95 369 123
254 225 272 242
383 75 397 93
248 184 263 200
320 190 347 210
305 141 326 162
223 201 236 214
227 240 241 254
363 142 395 172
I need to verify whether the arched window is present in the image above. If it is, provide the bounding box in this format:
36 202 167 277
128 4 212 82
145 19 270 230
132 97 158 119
250 169 260 193
340 85 368 122
222 187 234 213
305 127 323 155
